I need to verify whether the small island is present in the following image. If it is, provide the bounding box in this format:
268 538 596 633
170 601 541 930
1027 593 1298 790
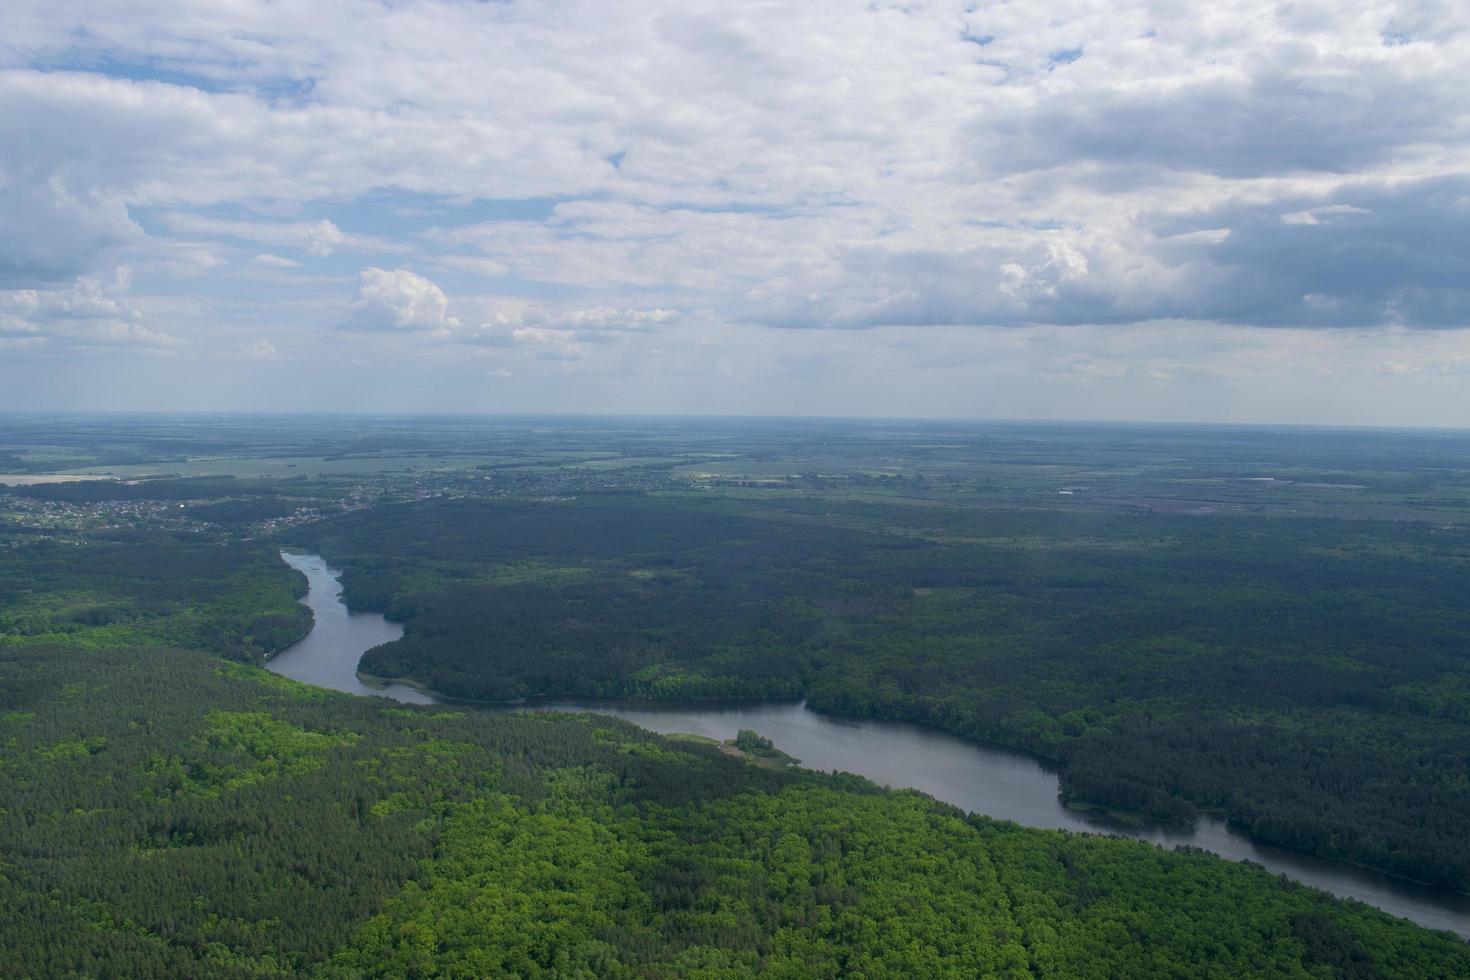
667 729 802 768
727 728 801 768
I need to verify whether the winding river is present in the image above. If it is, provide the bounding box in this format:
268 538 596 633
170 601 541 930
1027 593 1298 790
267 552 431 705
269 551 1470 937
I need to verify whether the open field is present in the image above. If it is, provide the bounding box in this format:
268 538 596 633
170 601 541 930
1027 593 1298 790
0 474 111 486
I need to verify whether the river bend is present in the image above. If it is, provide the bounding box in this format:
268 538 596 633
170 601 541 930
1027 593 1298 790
268 551 1470 937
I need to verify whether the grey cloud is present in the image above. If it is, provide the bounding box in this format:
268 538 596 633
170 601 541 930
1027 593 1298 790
752 239 1154 331
1154 176 1470 327
983 69 1462 180
751 176 1470 332
0 178 141 285
1382 0 1470 45
4 0 1470 417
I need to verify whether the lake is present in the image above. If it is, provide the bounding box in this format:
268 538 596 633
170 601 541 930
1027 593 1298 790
269 551 1470 937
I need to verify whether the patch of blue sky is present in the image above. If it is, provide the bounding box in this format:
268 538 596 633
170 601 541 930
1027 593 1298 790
959 218 1066 231
171 265 339 314
134 193 573 238
658 200 793 216
318 190 568 235
30 45 320 106
28 54 238 93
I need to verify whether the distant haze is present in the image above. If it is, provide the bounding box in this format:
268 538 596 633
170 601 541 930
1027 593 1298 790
3 2 1469 425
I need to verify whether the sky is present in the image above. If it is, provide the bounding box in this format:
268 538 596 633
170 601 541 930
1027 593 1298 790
2 0 1469 425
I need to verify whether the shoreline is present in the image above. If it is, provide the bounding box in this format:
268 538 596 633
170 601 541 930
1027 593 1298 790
354 673 1470 904
278 551 1470 934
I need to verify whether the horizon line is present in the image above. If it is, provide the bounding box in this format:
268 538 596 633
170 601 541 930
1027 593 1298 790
1 408 1468 435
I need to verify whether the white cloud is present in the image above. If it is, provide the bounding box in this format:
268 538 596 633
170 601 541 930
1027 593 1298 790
450 303 684 356
5 2 1467 331
1280 205 1373 227
2 0 1470 419
164 216 404 257
341 267 461 334
130 240 230 278
521 305 679 332
0 268 185 349
250 253 301 268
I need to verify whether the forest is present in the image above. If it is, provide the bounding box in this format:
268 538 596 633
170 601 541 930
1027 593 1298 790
8 415 1470 974
294 493 1470 890
6 637 1470 977
0 532 311 661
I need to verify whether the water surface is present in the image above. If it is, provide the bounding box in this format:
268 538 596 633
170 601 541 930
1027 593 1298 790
268 552 434 704
271 551 1470 937
516 696 1470 937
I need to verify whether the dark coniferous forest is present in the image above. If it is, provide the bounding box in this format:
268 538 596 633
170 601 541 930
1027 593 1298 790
302 494 1470 891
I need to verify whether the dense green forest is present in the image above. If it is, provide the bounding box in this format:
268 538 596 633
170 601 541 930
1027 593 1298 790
296 494 1470 890
0 533 311 661
8 416 1470 974
6 639 1470 977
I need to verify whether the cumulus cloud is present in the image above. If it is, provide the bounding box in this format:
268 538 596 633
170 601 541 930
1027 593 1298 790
6 2 1468 331
0 267 184 348
3 0 1470 418
341 267 461 334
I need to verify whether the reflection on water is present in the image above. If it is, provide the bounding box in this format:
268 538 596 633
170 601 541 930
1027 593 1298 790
270 552 1470 938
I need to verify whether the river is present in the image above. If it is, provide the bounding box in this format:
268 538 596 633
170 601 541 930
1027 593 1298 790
268 552 432 704
269 551 1470 937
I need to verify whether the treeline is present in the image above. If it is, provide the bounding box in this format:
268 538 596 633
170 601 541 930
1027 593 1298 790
293 494 1470 889
4 640 1469 977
